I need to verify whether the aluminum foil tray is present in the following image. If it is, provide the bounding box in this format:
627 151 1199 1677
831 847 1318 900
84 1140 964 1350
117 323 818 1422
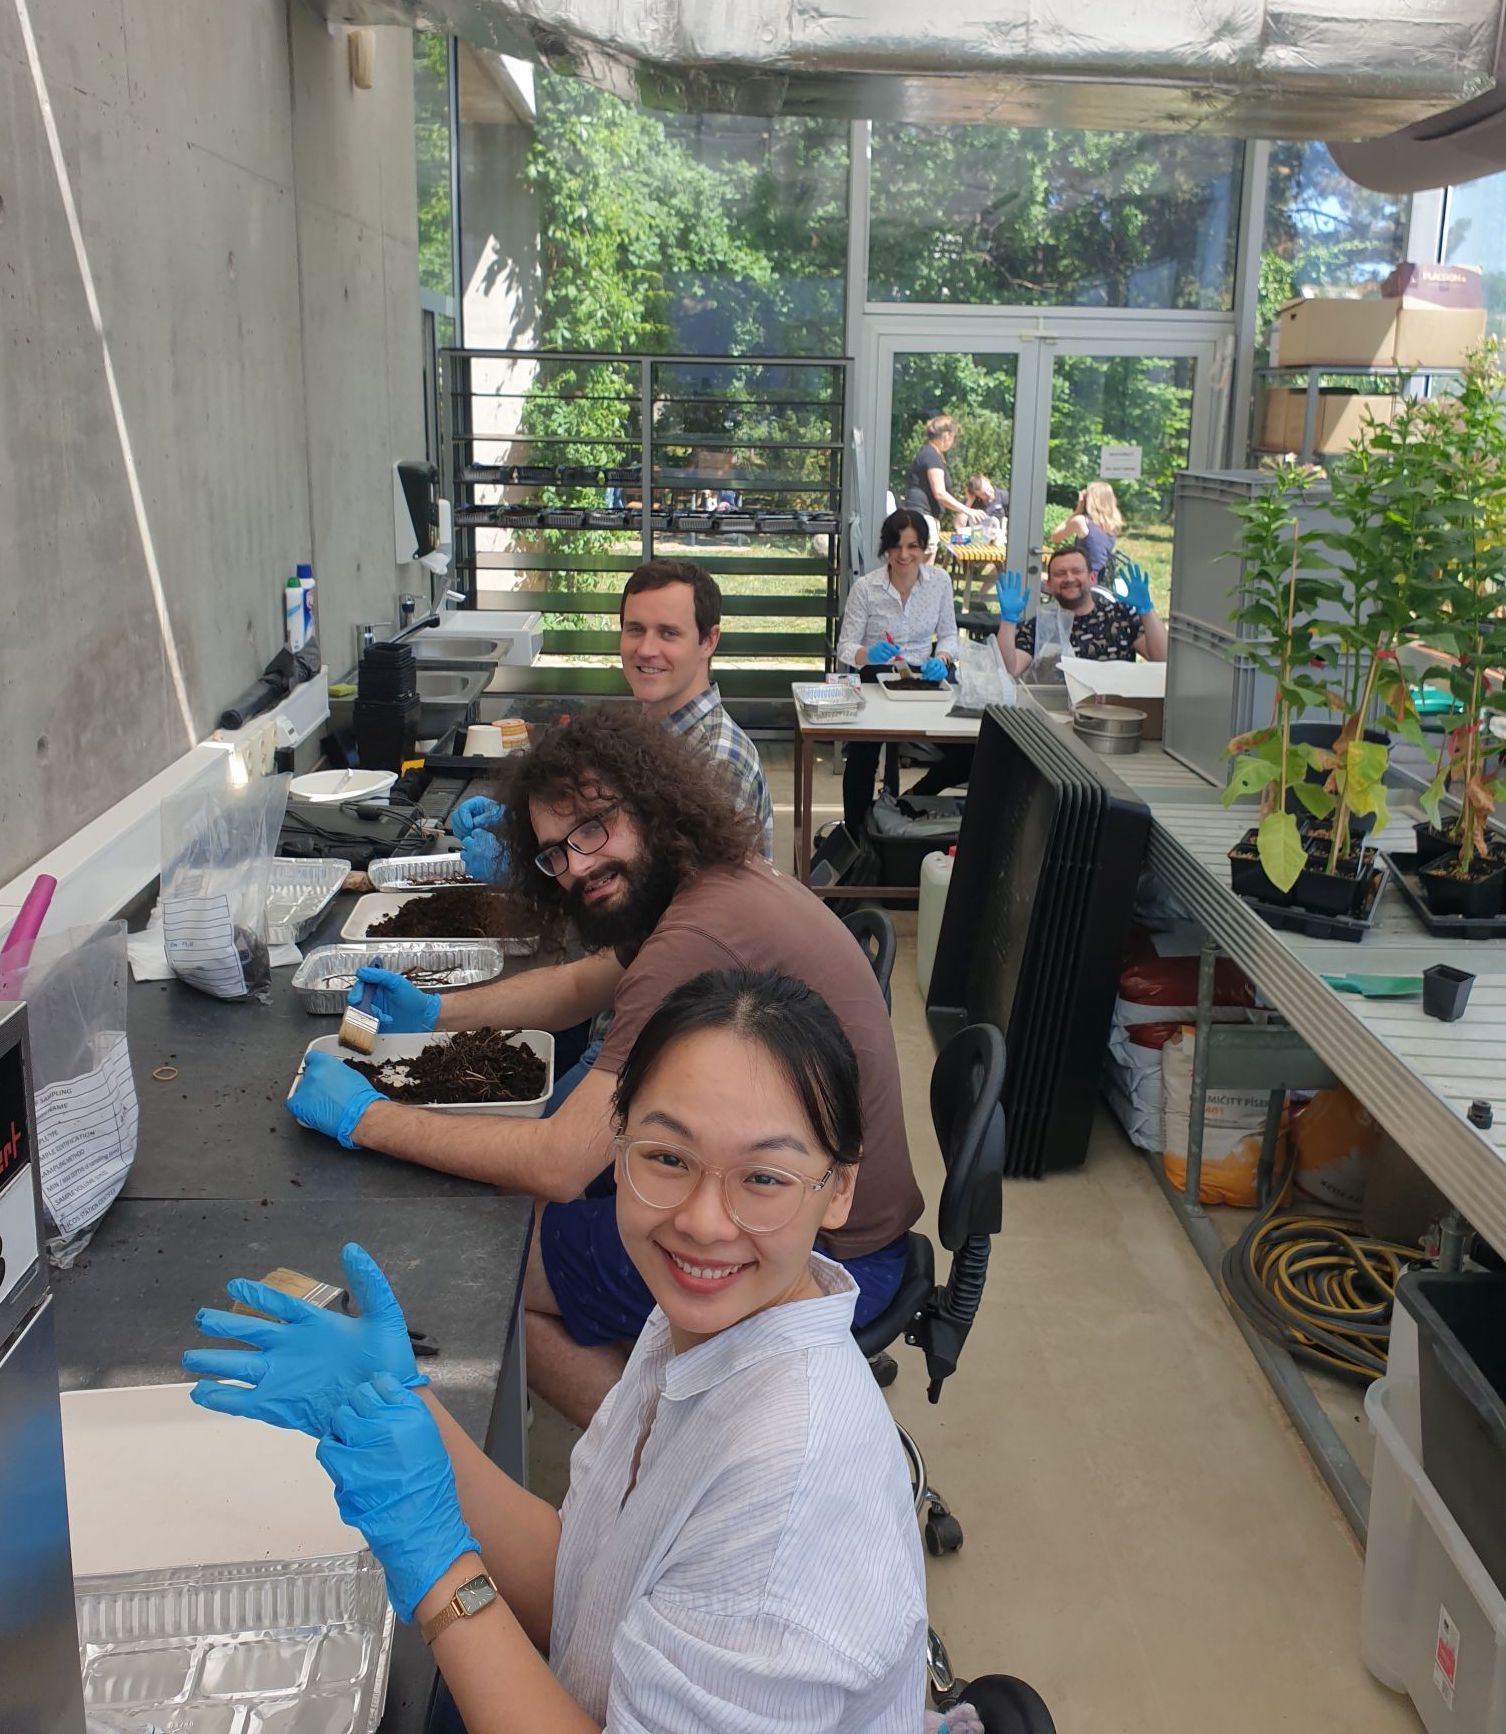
292 940 506 1014
367 852 474 890
266 859 351 948
76 1551 394 1734
294 1030 555 1117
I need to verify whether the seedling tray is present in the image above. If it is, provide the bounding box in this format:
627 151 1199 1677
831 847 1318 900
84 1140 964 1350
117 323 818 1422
1386 851 1506 939
1239 855 1392 943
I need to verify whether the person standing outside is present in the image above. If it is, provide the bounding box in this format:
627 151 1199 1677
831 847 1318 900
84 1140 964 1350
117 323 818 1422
995 546 1166 679
453 561 774 875
903 415 980 542
1047 480 1124 581
836 507 964 832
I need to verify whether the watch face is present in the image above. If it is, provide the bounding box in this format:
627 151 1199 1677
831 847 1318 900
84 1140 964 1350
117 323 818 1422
456 1576 496 1617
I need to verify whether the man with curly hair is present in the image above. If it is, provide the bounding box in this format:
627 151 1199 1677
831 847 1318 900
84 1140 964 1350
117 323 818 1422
288 709 922 1426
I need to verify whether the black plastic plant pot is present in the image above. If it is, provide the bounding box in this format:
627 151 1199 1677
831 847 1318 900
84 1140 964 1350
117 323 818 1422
1228 830 1293 907
1413 822 1458 868
1419 859 1506 920
1423 964 1475 1022
1291 855 1373 919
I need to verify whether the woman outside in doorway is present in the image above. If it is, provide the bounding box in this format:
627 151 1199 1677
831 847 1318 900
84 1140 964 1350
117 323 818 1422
836 507 966 831
1047 480 1123 580
183 968 929 1732
904 415 983 541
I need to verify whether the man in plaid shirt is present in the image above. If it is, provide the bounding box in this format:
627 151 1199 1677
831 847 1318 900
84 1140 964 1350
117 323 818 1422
618 561 775 861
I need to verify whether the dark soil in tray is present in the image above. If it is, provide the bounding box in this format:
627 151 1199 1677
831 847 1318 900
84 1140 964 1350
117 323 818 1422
367 888 534 942
885 677 948 693
350 1028 546 1104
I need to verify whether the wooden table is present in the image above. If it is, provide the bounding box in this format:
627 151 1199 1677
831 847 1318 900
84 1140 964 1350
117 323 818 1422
791 682 982 902
939 539 1007 609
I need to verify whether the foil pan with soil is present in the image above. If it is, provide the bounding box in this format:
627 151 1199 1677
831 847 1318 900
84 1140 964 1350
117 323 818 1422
349 1028 547 1105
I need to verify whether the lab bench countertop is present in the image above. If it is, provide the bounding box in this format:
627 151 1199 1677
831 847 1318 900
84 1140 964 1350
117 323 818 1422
47 890 535 1734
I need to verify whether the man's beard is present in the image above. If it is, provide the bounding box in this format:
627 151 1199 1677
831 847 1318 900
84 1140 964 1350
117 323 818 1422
565 853 678 951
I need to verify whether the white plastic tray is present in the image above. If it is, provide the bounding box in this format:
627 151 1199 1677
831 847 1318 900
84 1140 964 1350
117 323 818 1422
340 890 538 953
294 1029 555 1117
878 674 956 703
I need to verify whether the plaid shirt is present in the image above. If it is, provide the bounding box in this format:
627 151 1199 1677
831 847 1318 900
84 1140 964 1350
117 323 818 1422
662 685 776 862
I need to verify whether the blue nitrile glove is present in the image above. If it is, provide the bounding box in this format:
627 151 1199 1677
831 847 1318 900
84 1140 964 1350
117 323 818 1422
866 639 902 666
1114 561 1155 615
994 569 1030 624
921 656 948 684
451 796 503 841
459 829 509 884
183 1243 426 1435
288 1048 386 1149
317 1376 480 1624
351 965 440 1035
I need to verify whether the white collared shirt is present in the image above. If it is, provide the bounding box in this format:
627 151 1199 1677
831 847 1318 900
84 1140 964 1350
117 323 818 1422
837 563 959 668
549 1256 928 1732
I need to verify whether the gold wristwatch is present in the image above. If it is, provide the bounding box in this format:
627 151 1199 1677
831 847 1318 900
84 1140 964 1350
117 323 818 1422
421 1571 499 1645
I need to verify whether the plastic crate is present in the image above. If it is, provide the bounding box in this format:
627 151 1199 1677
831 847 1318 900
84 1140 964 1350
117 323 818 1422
1171 469 1348 637
1162 616 1272 787
1361 1378 1506 1732
1399 1272 1506 1599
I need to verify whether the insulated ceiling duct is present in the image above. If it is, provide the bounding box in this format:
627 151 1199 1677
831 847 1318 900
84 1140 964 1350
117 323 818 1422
318 0 1506 137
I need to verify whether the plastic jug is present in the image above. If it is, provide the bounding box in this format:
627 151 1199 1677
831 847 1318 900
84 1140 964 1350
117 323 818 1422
916 848 955 999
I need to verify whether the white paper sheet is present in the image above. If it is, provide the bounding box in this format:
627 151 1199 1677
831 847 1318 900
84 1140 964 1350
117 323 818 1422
35 1031 139 1239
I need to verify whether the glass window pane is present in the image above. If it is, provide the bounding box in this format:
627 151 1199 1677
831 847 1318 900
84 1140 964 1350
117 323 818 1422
413 35 456 304
1445 174 1506 339
1259 143 1407 335
503 71 849 355
868 126 1242 310
1045 356 1194 612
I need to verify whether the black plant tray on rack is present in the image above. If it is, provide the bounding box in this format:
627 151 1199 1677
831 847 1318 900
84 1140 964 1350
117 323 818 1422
673 511 714 532
1386 851 1506 939
586 509 631 529
461 463 515 485
538 509 585 529
1239 854 1393 943
757 513 801 532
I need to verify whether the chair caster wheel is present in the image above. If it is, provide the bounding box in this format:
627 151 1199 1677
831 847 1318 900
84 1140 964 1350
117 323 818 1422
869 1351 899 1389
925 1509 964 1556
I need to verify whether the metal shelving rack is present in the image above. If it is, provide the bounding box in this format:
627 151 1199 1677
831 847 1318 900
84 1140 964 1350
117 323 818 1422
441 349 848 716
1251 362 1464 464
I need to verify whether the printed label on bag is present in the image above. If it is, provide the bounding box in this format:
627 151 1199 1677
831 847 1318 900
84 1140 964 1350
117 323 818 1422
1434 1604 1459 1707
35 1032 139 1239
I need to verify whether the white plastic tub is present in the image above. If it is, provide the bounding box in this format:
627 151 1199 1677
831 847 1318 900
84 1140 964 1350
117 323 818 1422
1361 1377 1506 1731
293 1030 555 1118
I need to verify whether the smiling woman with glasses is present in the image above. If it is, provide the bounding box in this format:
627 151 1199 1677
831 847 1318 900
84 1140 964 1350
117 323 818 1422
186 968 927 1732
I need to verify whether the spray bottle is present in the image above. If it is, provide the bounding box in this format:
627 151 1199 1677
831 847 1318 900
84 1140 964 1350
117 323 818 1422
284 575 306 652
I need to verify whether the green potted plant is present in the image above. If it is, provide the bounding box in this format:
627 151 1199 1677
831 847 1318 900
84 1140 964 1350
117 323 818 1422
1408 344 1506 917
1223 466 1344 903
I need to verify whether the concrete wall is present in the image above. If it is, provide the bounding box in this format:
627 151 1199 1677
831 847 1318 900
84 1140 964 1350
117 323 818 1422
0 0 425 884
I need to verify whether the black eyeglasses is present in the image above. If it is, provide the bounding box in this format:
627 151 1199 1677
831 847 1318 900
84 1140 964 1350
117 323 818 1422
534 804 621 878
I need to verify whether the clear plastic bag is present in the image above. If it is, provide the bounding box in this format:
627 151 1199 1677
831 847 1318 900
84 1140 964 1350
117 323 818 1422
23 921 137 1264
1024 598 1070 680
160 772 290 1003
955 633 1017 712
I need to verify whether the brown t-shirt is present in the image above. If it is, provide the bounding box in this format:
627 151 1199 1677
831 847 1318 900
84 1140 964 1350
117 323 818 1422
594 858 922 1259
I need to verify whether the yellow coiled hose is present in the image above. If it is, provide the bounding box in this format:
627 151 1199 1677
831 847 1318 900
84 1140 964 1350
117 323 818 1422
1220 1155 1422 1383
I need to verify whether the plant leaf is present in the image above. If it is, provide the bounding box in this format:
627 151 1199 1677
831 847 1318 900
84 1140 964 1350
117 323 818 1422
1290 777 1334 818
1257 811 1306 894
1222 757 1279 806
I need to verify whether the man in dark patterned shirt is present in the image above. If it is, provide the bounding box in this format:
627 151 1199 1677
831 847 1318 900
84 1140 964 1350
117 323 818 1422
997 545 1167 679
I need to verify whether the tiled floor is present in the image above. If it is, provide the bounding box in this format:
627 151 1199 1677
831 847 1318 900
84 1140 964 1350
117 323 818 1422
528 740 1423 1731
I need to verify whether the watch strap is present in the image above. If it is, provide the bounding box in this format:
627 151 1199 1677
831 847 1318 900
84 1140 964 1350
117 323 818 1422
421 1571 498 1645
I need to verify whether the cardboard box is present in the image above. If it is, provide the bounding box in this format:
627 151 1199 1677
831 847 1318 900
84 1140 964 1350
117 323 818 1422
1275 298 1396 367
1259 388 1396 453
1381 262 1483 309
1391 305 1486 367
1274 297 1486 369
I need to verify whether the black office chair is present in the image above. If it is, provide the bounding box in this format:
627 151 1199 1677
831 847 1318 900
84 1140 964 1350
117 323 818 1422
855 1022 1021 1713
841 904 897 1008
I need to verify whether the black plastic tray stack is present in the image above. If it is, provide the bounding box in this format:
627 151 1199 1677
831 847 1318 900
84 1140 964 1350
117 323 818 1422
927 706 1151 1177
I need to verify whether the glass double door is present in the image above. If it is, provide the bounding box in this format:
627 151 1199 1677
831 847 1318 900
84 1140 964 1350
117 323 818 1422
874 326 1222 611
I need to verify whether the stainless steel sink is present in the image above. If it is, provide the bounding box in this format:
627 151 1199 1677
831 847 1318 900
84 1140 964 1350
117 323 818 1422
408 634 507 666
416 665 490 733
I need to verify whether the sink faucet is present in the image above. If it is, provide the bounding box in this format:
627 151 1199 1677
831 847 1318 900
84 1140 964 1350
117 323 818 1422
440 587 466 611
